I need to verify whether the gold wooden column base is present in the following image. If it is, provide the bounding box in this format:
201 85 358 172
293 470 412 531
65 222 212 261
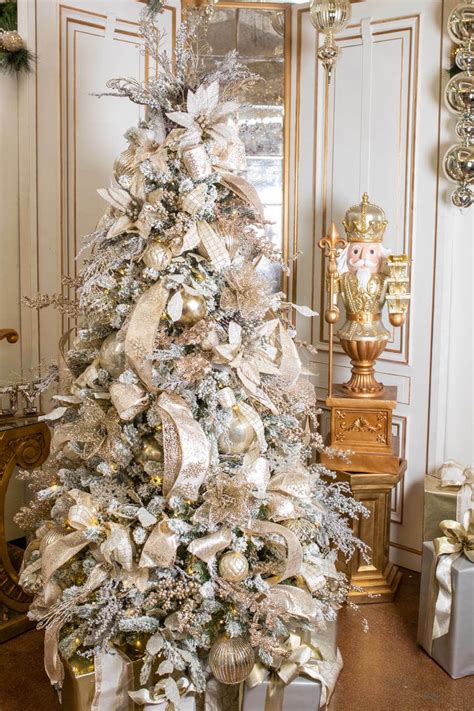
338 462 406 603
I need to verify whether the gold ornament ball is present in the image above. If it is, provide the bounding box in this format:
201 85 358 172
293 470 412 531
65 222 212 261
388 312 405 328
218 551 249 583
99 332 126 378
1 31 25 52
282 518 318 544
138 436 163 463
209 637 254 685
218 407 256 455
177 290 207 325
142 243 173 271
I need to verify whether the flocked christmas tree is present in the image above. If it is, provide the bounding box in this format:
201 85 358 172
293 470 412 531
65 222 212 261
17 7 367 708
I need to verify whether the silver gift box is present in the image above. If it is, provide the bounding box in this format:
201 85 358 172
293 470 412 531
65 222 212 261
417 541 474 678
239 675 322 711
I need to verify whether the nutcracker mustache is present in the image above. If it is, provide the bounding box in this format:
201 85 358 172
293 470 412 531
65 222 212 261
355 265 372 290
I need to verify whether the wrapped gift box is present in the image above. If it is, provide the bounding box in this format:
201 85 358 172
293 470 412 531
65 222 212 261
417 542 474 679
239 674 322 711
61 647 144 710
423 475 472 542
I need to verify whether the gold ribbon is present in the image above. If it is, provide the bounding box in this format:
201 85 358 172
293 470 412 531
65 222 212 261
139 519 180 568
125 281 169 392
219 172 264 218
428 514 474 649
92 649 132 711
42 564 110 686
110 381 148 421
188 529 233 562
188 519 302 584
157 391 209 501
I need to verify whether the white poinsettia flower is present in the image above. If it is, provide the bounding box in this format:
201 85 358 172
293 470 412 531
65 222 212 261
166 79 240 148
97 174 160 240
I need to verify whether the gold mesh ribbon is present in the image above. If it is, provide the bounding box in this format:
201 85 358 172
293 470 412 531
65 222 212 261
110 382 148 421
125 282 169 392
157 391 209 501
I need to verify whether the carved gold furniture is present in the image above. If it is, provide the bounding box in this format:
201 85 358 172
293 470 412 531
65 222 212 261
0 419 50 642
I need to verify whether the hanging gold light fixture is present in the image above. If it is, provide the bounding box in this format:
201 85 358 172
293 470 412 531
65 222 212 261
309 0 352 83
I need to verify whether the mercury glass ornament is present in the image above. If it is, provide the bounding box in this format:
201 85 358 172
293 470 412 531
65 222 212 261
218 551 249 582
444 143 474 184
452 184 473 208
176 290 207 325
0 30 25 52
445 72 474 115
137 436 163 463
447 1 474 44
99 332 126 378
217 406 256 455
456 116 474 144
282 518 318 544
310 0 351 82
209 637 254 685
455 45 474 72
142 243 173 271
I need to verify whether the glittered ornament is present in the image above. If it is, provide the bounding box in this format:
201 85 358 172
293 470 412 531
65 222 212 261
209 636 254 685
218 406 256 455
1 31 24 53
282 518 318 544
137 436 163 463
99 332 126 378
142 243 172 271
176 290 207 325
218 551 249 582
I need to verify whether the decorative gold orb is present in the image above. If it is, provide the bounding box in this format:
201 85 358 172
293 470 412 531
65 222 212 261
218 551 249 583
282 518 318 544
138 436 163 463
209 637 254 685
218 407 256 455
1 30 24 53
142 243 173 271
325 307 339 324
388 312 405 328
99 332 126 378
176 290 207 325
39 526 68 554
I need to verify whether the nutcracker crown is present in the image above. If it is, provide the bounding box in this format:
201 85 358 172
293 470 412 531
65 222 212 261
343 192 388 243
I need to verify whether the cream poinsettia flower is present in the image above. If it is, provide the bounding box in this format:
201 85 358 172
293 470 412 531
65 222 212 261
166 80 240 148
98 174 162 240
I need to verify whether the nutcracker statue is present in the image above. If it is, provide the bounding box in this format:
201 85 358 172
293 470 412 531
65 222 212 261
319 193 410 602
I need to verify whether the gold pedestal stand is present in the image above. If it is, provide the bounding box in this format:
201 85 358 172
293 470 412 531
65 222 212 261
320 386 404 603
0 420 51 642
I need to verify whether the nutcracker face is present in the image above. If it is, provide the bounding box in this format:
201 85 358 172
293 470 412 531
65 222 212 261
347 242 383 275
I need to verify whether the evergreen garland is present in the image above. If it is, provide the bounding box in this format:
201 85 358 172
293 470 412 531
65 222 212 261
0 1 36 75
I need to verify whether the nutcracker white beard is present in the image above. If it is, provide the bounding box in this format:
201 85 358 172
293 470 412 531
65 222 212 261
352 259 378 290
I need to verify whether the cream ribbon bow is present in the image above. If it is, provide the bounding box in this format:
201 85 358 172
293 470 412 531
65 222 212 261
246 632 339 710
431 512 474 642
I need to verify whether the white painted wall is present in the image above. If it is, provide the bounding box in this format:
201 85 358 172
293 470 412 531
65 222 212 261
290 0 473 571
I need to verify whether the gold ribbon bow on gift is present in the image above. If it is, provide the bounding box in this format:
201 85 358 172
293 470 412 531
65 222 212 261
430 512 474 645
246 632 336 711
